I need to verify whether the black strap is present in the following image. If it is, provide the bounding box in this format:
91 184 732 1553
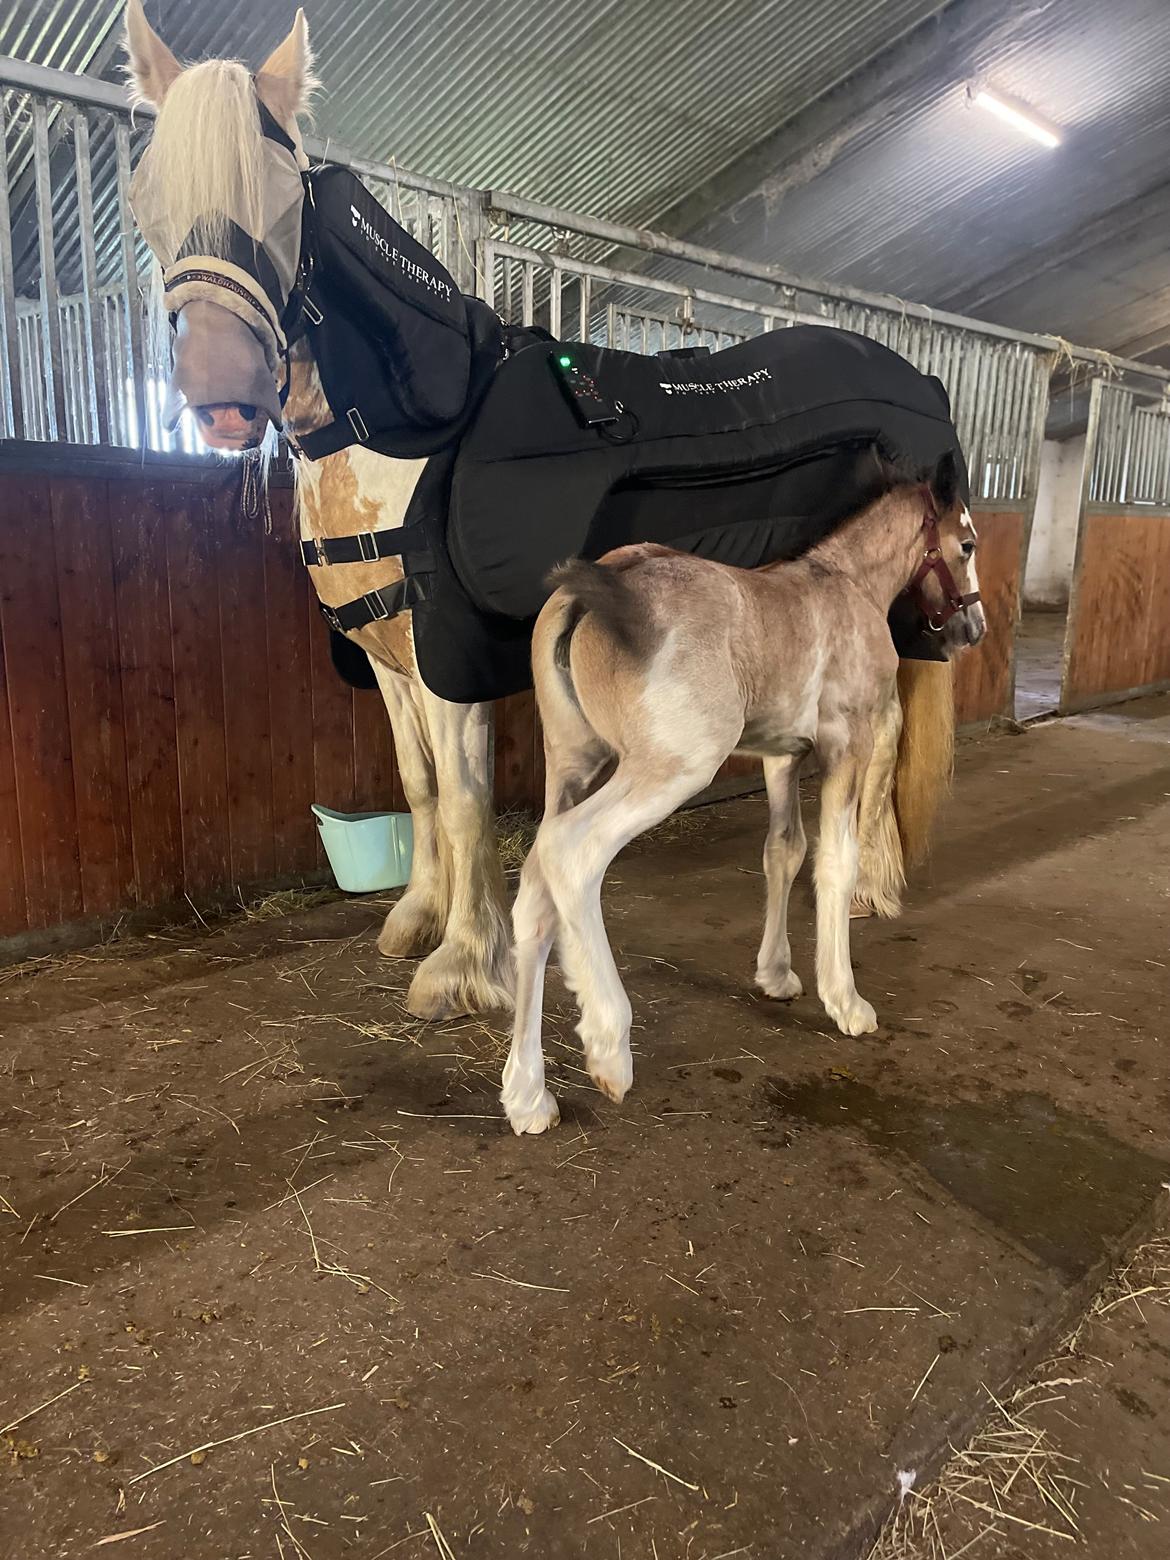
293 414 370 461
318 575 431 635
300 523 430 567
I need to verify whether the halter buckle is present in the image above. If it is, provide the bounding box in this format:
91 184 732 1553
303 296 323 326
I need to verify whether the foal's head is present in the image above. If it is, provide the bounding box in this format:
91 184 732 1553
904 451 987 654
124 0 316 451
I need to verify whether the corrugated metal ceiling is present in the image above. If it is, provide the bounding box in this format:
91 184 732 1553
3 0 1169 361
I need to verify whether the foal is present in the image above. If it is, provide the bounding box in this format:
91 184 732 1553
501 456 984 1134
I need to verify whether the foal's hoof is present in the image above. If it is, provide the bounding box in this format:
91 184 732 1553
757 968 803 1001
504 1089 561 1136
588 1050 634 1104
826 994 879 1037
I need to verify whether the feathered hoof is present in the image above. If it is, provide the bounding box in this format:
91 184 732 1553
406 940 516 1021
377 896 444 960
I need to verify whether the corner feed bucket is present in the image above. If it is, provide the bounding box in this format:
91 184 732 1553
312 805 413 893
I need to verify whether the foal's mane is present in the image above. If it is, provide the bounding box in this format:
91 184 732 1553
134 59 267 256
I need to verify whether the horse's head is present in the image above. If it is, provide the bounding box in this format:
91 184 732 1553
908 450 987 654
125 0 316 451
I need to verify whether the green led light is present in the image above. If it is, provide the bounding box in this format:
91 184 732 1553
558 355 572 367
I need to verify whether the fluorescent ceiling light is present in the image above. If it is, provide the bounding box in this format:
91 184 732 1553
969 85 1061 148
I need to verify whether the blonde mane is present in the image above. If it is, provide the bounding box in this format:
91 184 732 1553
135 58 267 256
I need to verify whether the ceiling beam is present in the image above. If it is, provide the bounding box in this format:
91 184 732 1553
941 177 1170 315
642 0 1061 246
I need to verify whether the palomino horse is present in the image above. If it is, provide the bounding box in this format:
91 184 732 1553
124 2 953 1024
501 459 984 1134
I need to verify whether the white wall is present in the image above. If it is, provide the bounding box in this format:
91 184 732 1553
1024 435 1087 609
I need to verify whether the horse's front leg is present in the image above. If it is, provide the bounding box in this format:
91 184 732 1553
408 686 514 1020
369 660 449 963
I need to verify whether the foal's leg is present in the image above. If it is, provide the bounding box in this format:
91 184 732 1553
500 733 611 1136
815 743 880 1037
500 845 561 1134
853 681 904 920
755 754 806 1001
369 661 449 961
408 687 514 1020
544 760 718 1104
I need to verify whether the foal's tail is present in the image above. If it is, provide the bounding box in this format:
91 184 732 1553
546 557 648 658
893 658 955 868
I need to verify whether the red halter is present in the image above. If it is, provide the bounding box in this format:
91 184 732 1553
903 487 981 632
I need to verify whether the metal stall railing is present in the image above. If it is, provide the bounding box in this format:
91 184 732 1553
3 53 1169 523
1061 377 1170 711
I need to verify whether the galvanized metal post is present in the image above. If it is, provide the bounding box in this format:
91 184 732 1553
1059 376 1106 714
72 109 109 444
32 96 67 439
0 91 23 439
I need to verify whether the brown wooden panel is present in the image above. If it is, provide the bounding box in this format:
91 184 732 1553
110 479 183 905
1066 510 1170 704
165 483 230 895
0 622 28 937
50 475 135 917
213 477 276 885
1066 512 1145 704
1144 515 1170 685
352 686 397 812
0 474 84 928
264 488 317 873
953 510 1024 726
309 594 356 818
496 690 537 811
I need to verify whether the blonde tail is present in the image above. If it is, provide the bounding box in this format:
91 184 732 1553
854 659 954 918
893 659 954 869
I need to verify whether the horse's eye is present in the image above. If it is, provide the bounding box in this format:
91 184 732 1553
960 539 976 560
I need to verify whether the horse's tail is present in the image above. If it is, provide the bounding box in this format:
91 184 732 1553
893 658 954 869
546 557 647 658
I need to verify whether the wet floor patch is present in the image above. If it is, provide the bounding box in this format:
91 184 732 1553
766 1075 1167 1278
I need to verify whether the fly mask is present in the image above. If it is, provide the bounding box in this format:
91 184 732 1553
130 96 305 434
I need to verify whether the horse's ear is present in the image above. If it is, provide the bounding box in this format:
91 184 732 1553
932 449 959 511
123 0 181 107
256 9 317 124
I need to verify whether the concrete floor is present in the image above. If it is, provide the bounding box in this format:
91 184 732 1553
2 698 1169 1558
1015 609 1068 721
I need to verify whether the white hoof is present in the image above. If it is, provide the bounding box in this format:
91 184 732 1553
757 967 804 1001
503 1088 561 1135
824 992 879 1037
587 1047 634 1104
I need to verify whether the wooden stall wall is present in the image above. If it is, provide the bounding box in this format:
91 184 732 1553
1062 509 1170 711
0 455 393 942
952 507 1027 726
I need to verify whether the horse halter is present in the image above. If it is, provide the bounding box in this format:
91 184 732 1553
904 486 981 632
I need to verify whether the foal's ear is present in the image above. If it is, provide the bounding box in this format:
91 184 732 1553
123 0 182 107
256 9 317 124
932 449 960 511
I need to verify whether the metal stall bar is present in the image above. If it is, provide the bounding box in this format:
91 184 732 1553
72 108 109 444
114 119 147 448
31 95 67 439
0 90 22 438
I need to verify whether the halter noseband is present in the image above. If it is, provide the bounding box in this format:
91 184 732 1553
904 486 981 632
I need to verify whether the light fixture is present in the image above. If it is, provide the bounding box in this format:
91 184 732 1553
968 84 1061 149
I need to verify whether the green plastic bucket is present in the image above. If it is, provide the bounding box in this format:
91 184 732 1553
312 805 413 893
